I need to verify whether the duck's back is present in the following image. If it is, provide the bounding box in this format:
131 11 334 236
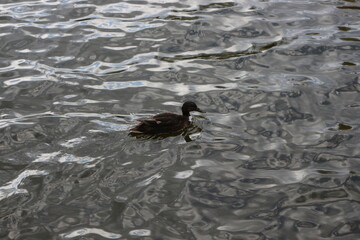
131 113 190 134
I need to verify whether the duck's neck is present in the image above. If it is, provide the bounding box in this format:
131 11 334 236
182 110 190 117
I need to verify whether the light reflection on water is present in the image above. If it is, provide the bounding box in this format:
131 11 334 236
0 0 360 239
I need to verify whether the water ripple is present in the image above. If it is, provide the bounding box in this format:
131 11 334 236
60 228 122 239
1 0 360 239
0 170 48 201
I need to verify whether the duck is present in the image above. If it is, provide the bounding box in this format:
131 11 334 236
130 101 203 135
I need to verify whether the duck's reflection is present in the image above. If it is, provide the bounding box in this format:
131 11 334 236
129 123 202 142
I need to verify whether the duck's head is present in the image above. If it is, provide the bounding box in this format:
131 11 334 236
182 101 203 116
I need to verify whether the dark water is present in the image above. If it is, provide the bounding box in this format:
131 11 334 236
1 0 360 239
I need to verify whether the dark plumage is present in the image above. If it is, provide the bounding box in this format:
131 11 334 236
130 101 203 135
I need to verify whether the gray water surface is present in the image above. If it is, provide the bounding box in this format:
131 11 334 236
1 0 360 239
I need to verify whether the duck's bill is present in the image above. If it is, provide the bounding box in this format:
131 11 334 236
196 108 205 113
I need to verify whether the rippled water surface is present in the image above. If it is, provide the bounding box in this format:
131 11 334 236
1 0 360 239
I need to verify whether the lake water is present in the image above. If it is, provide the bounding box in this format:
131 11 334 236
0 0 359 239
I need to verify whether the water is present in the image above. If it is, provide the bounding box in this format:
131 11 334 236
0 0 359 239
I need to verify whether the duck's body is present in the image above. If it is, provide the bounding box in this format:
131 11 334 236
130 101 202 135
130 113 190 135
